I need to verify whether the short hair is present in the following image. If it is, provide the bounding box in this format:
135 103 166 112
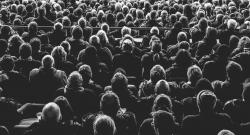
19 43 32 59
198 18 208 30
101 23 110 33
197 90 217 112
54 22 63 30
72 26 83 39
150 65 166 84
60 41 71 53
111 72 128 91
0 55 14 72
89 35 100 48
226 61 242 81
150 27 159 35
54 96 73 122
151 40 162 53
51 46 67 64
37 7 46 16
175 49 192 67
187 65 202 85
195 78 213 93
121 39 133 52
79 64 93 81
30 38 41 52
242 83 250 102
121 26 131 37
100 91 121 116
67 71 83 89
238 36 250 49
41 102 61 122
155 80 170 95
0 126 9 135
152 94 172 112
227 19 237 29
152 110 176 135
217 129 235 135
93 114 116 135
78 17 87 29
177 32 187 42
42 55 54 68
96 30 109 45
28 21 38 34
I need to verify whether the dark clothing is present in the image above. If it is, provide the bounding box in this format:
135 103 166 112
33 16 54 26
232 51 250 80
56 87 99 118
48 30 67 46
29 67 67 103
218 28 239 45
67 38 89 58
0 71 29 103
113 51 142 80
182 112 233 135
54 61 76 76
14 58 41 78
223 99 250 124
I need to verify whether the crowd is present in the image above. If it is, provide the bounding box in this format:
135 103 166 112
1 0 250 135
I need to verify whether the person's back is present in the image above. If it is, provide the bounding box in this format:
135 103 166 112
29 55 66 103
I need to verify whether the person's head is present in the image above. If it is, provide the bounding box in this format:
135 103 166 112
89 35 100 48
79 64 92 83
41 102 62 123
67 71 83 89
60 41 71 54
78 17 87 30
100 91 121 116
151 40 162 53
177 32 187 43
72 26 83 39
175 49 192 67
150 65 166 84
121 39 133 52
0 55 14 72
198 18 208 31
51 46 67 65
96 30 109 45
242 83 250 102
0 25 11 36
227 19 237 29
111 72 128 93
152 94 172 113
155 80 170 95
93 114 116 135
28 21 38 35
30 37 41 53
42 55 54 69
197 90 217 113
19 43 32 59
54 22 63 31
229 35 239 51
150 27 160 36
226 61 242 82
205 27 217 40
54 96 73 123
195 77 213 92
152 110 176 135
187 65 203 85
37 6 46 17
217 130 235 135
101 23 110 34
0 39 8 57
238 36 250 51
0 126 9 135
121 26 131 37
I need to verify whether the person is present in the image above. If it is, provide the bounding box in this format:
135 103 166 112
182 90 233 135
56 71 99 118
0 55 29 103
93 114 116 135
33 7 54 26
14 43 41 78
113 38 142 80
24 102 76 135
0 126 9 135
30 37 48 61
217 129 235 135
29 55 67 103
47 22 67 46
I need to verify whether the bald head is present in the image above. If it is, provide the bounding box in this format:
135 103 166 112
41 102 61 123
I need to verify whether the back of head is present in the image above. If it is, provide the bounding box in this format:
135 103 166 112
152 110 176 135
177 32 187 42
72 26 83 39
217 129 235 135
111 72 128 93
0 126 9 135
0 39 8 56
28 21 38 34
196 90 217 113
153 94 173 113
41 102 61 123
100 91 121 116
195 78 213 94
30 38 41 53
78 64 92 83
226 61 242 82
198 18 208 31
67 71 83 89
150 65 166 84
37 6 46 16
187 65 202 85
151 39 162 53
42 55 54 69
94 114 116 135
121 39 133 52
0 55 14 72
227 19 237 30
54 96 73 122
54 22 63 31
19 43 32 59
238 36 250 50
51 46 67 64
175 49 192 67
155 80 170 95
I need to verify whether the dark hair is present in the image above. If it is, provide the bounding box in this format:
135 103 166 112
0 55 14 72
195 78 213 94
175 49 192 67
72 26 83 39
0 39 8 57
100 91 121 116
226 61 243 82
197 90 217 113
30 38 41 53
19 43 32 59
54 96 74 124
